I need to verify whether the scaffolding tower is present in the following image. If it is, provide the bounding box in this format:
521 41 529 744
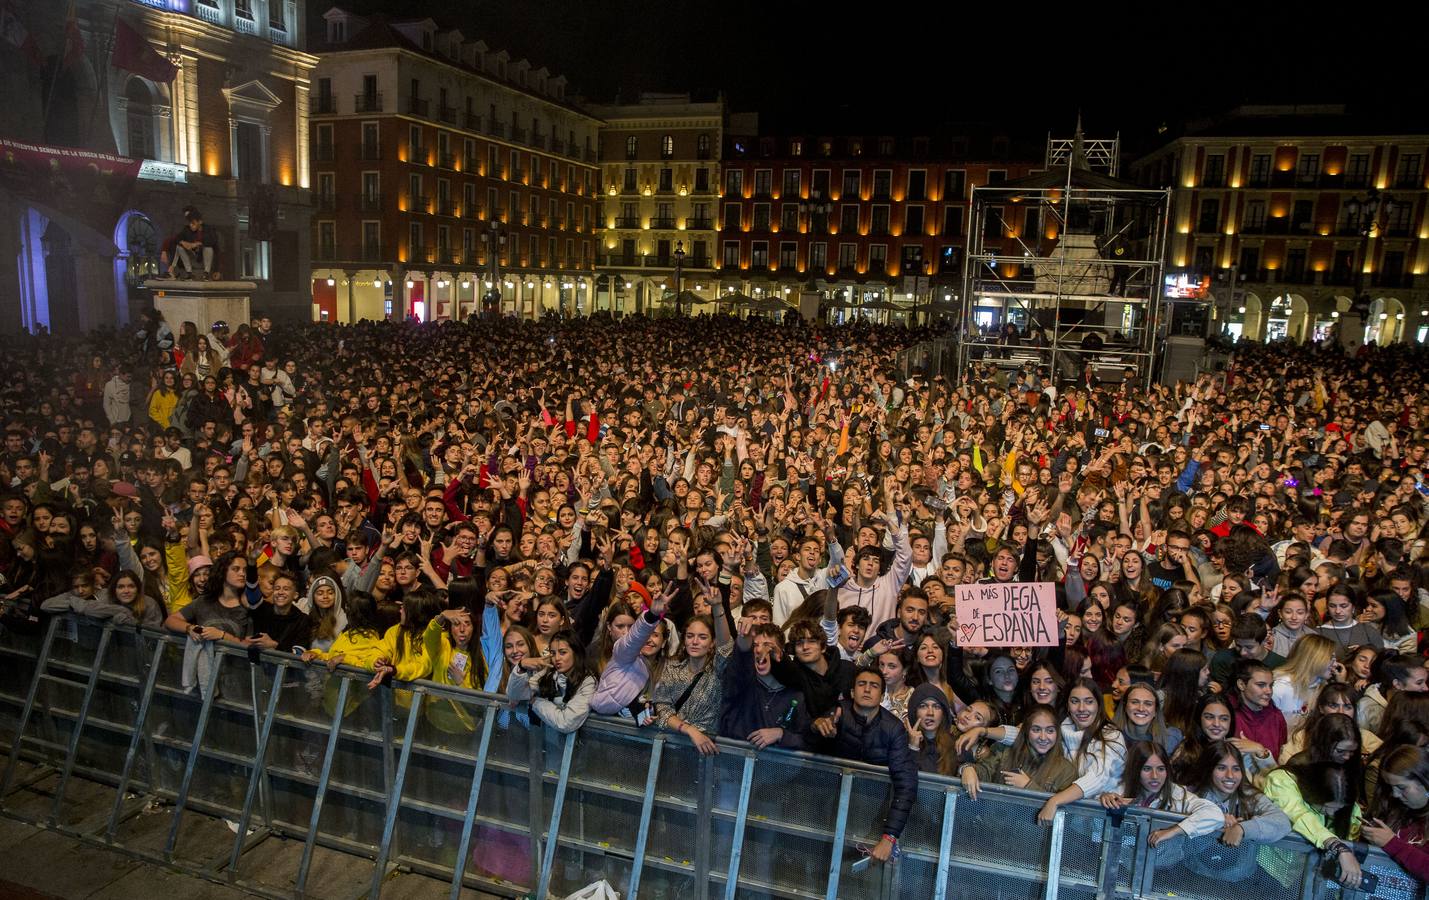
958 131 1171 389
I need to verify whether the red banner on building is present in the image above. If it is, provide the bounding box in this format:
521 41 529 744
0 138 142 239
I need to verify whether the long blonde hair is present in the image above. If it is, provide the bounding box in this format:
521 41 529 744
1275 633 1335 694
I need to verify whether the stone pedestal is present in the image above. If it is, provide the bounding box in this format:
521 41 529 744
799 291 821 322
1338 312 1364 353
145 280 255 334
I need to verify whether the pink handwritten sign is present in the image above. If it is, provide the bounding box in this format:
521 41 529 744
954 582 1059 647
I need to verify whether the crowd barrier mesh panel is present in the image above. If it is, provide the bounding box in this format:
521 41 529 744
2 618 1428 900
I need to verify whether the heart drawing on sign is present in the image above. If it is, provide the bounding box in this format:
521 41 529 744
958 623 977 644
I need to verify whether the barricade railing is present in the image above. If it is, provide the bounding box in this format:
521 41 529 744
0 615 1422 900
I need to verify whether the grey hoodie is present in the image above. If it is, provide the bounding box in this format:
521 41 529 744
41 588 161 628
296 575 347 652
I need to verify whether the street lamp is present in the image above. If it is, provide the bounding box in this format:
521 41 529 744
799 190 833 312
481 220 508 317
673 240 686 316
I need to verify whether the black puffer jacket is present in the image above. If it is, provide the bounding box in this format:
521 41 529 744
828 699 919 839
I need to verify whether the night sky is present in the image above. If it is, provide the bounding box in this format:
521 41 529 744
312 1 1423 153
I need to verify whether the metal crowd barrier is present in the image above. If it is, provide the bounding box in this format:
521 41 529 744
0 615 1422 900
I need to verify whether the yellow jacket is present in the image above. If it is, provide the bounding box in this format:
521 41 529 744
165 542 192 611
421 616 486 690
381 623 435 682
421 617 486 734
149 390 178 428
1261 767 1361 849
310 628 388 669
310 627 388 718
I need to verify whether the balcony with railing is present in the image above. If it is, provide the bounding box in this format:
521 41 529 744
360 241 385 260
551 138 566 155
436 199 457 217
600 253 637 267
408 144 428 164
314 94 336 114
614 216 641 228
651 217 676 229
354 92 382 113
409 195 430 214
438 104 457 124
359 143 382 161
435 246 457 264
487 121 505 139
511 166 525 182
193 1 222 26
511 126 527 144
464 111 482 132
463 155 480 174
1373 272 1416 289
688 217 713 230
462 204 483 220
686 254 712 268
438 151 456 170
356 193 384 213
234 11 258 35
406 96 429 117
315 193 339 212
313 144 335 163
313 243 337 261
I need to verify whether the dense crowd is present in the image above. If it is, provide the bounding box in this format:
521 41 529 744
5 308 1429 882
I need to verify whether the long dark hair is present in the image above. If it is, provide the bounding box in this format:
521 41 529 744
593 600 639 669
1067 677 1118 766
1283 713 1362 839
537 629 595 702
1121 740 1174 806
392 590 443 662
203 549 244 603
1180 739 1263 819
1370 744 1429 830
1159 648 1207 734
1173 693 1236 777
342 590 384 639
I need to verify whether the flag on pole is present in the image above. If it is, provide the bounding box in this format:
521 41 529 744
62 0 84 68
0 1 41 68
112 16 176 82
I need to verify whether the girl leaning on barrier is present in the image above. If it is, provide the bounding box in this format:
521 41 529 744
589 583 674 719
506 628 597 734
1098 740 1223 864
1175 739 1291 882
41 570 142 626
1362 744 1429 884
1261 713 1367 890
960 703 1077 800
651 579 734 756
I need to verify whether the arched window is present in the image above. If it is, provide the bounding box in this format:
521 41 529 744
661 134 674 159
625 136 637 159
125 79 155 159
